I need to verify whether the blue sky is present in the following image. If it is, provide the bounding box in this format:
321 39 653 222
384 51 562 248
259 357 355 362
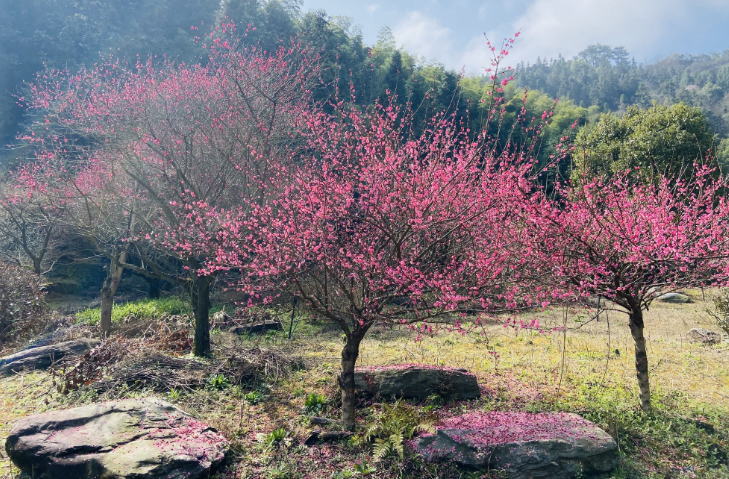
301 0 729 74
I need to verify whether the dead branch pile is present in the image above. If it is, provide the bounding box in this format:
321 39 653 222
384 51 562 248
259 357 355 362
52 319 301 396
92 352 211 393
113 314 192 343
211 307 283 330
220 344 304 383
52 337 131 393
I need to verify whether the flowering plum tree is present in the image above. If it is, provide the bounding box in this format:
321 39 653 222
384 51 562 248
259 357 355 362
0 172 64 275
23 31 318 353
165 34 553 428
186 97 546 428
10 151 155 335
63 156 155 335
538 169 729 411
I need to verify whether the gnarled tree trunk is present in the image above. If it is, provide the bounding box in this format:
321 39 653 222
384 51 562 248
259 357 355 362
339 331 365 431
191 275 212 357
99 253 126 336
628 308 651 412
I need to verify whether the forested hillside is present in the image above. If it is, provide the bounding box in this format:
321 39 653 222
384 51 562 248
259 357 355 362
2 0 728 165
0 0 467 155
515 44 729 138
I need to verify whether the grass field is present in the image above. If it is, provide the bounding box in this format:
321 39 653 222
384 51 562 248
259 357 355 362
1 292 728 478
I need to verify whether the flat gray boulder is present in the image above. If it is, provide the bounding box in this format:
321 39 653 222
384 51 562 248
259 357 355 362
354 364 480 401
5 397 227 479
0 338 99 376
657 292 691 303
687 328 722 345
412 411 618 478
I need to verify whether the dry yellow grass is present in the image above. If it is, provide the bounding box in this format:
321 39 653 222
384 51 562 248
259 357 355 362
348 289 729 408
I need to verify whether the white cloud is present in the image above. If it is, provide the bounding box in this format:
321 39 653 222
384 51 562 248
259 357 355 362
502 0 679 64
498 0 729 65
388 9 540 75
392 12 455 64
361 0 729 75
458 34 497 75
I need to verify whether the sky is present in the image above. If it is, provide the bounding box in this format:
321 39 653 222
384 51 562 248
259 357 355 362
300 0 729 74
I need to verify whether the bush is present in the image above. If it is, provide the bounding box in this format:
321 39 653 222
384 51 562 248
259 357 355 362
76 297 191 325
0 262 46 345
707 289 729 337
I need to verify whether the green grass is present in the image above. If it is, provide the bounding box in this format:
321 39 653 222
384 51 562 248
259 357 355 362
75 297 192 325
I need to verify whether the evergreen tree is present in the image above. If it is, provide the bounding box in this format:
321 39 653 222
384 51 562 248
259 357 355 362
573 103 717 183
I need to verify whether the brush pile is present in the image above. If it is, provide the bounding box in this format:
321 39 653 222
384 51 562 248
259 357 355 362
51 317 300 397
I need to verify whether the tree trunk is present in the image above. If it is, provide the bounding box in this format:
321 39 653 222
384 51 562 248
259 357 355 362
99 258 125 336
339 333 364 430
192 275 212 357
99 286 113 336
629 309 651 412
32 257 42 276
146 276 162 299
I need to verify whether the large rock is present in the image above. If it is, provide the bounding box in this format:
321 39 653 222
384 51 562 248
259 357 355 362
354 364 480 401
687 328 722 345
5 397 227 479
0 338 99 376
657 292 691 303
412 411 618 479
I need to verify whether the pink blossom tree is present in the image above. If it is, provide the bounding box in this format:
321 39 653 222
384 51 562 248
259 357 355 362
60 155 155 335
168 35 552 428
185 97 547 428
22 32 318 353
0 171 65 275
10 151 156 335
536 169 729 411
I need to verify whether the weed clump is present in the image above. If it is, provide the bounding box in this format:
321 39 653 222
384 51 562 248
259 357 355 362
305 392 327 415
